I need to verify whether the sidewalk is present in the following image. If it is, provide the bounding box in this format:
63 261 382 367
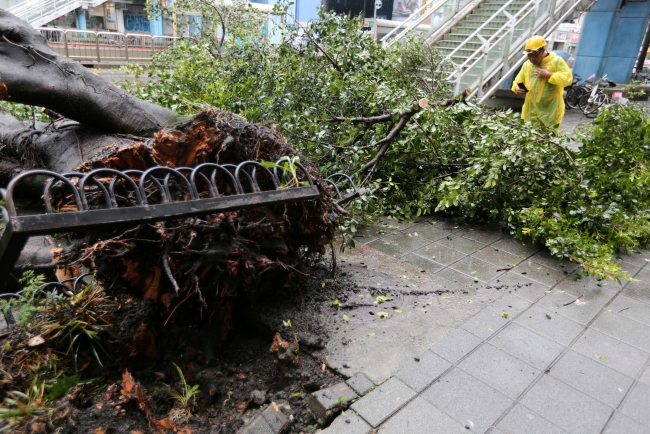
317 105 650 434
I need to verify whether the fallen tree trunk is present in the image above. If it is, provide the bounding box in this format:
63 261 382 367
0 10 177 136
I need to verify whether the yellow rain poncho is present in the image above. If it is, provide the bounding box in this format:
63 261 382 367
511 52 573 128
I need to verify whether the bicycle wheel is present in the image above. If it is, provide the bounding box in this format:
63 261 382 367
583 93 607 118
565 87 583 109
585 93 608 118
578 92 597 113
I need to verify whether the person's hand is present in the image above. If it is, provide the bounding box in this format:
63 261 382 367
514 88 527 95
534 68 553 79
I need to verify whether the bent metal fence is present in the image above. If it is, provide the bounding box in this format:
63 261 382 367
0 161 323 291
38 28 179 64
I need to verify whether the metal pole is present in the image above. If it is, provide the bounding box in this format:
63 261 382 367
635 22 650 73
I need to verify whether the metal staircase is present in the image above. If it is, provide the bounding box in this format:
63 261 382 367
381 0 592 100
7 0 107 28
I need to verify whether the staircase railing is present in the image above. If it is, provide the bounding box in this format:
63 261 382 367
381 0 477 47
7 0 106 28
446 0 584 98
478 0 591 102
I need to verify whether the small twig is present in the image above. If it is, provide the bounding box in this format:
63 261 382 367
330 242 337 279
72 129 84 163
618 307 629 313
563 294 583 306
162 243 181 295
496 267 513 272
163 290 193 326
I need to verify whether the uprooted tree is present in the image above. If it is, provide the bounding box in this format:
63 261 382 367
119 6 650 282
0 10 342 338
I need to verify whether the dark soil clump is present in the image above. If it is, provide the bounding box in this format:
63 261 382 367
0 265 358 433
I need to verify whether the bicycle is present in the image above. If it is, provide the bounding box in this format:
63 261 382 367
578 74 617 118
564 74 591 110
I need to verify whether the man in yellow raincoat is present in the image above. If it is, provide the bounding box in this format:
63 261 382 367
512 35 573 129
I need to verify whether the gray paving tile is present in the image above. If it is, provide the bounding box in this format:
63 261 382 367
622 269 650 304
346 374 375 396
520 375 613 434
450 256 504 283
490 237 540 258
376 217 419 231
616 251 650 267
380 397 467 434
461 308 510 339
382 233 430 252
486 292 532 318
472 246 522 268
613 258 643 277
490 322 564 369
354 226 383 244
485 272 550 302
510 261 567 286
401 253 444 273
395 351 452 392
261 404 290 433
515 305 584 346
421 368 513 433
550 350 633 408
429 327 483 364
366 239 407 258
407 223 453 242
458 343 541 399
608 295 650 327
591 311 650 352
620 381 650 427
427 217 464 231
309 382 359 422
413 242 466 266
349 377 416 428
553 277 623 297
436 267 479 286
638 361 650 386
320 410 372 434
571 328 650 378
537 287 615 326
603 411 650 434
492 403 570 434
456 227 504 245
239 415 275 434
436 235 486 254
528 250 577 271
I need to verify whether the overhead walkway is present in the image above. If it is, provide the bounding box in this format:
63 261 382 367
382 0 593 101
6 0 106 28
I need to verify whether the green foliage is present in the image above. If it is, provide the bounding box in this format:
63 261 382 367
39 283 117 370
0 101 48 123
624 81 646 99
169 363 200 409
118 10 650 280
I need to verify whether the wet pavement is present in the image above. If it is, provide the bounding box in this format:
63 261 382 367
319 104 650 434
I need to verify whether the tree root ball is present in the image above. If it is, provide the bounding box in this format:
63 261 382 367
55 110 341 338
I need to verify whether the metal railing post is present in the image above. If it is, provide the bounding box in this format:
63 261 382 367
125 34 129 61
63 30 69 58
96 33 101 63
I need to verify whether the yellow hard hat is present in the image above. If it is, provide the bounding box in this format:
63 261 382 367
522 35 547 54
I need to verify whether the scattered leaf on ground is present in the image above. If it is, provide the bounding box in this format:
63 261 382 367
368 333 376 337
501 312 508 318
394 309 403 313
343 315 350 322
377 312 389 318
546 314 552 319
